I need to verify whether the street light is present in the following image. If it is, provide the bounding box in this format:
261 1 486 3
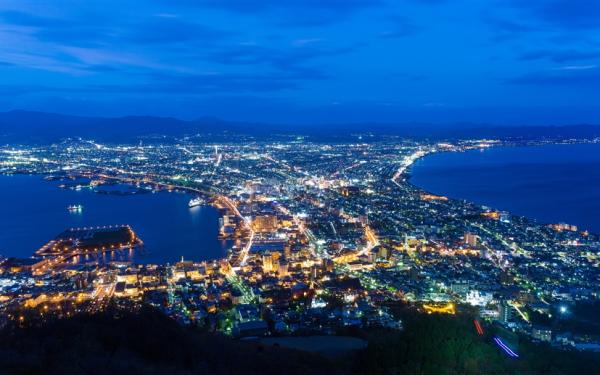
559 305 567 314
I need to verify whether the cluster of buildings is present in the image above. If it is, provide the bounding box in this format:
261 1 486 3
0 136 598 350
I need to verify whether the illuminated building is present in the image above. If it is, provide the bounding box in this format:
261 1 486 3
340 186 359 197
422 302 455 315
464 232 478 247
420 193 448 201
481 211 500 220
252 215 278 232
498 301 513 323
322 259 334 273
1 257 49 274
549 223 578 232
262 251 274 272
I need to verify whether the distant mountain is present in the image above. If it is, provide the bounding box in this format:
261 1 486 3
0 110 194 142
1 110 600 143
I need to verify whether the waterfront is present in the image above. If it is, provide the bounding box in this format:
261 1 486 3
0 174 230 263
1 138 598 356
410 143 600 234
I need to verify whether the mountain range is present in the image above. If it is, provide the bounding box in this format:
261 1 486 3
1 110 599 143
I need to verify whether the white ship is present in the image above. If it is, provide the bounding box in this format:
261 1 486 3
188 197 205 208
67 204 83 212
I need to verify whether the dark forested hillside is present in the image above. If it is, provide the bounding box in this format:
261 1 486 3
1 306 598 375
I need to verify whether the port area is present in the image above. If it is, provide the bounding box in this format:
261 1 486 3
33 225 142 273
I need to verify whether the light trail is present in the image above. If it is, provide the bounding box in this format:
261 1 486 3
474 320 484 336
493 337 519 358
508 301 530 323
239 230 254 266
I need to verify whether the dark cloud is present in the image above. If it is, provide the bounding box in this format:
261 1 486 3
0 10 64 28
509 0 600 30
519 49 600 63
0 10 231 47
0 7 355 88
208 42 363 79
1 70 304 96
508 67 600 87
83 72 300 94
0 11 112 48
2 0 599 122
125 18 233 44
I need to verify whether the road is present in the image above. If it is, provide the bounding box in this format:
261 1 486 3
216 195 255 268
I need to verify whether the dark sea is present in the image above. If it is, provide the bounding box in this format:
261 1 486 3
0 174 231 263
410 143 600 234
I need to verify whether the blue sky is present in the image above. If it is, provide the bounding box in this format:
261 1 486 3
0 0 599 124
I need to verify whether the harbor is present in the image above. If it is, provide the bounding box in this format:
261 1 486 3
0 174 231 264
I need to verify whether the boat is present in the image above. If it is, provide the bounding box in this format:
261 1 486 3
188 197 205 208
67 204 83 212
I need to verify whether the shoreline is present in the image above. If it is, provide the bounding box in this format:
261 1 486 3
0 173 231 264
401 141 600 234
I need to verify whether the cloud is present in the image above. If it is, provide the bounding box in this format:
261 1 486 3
86 72 300 94
0 10 232 47
292 38 324 47
0 11 111 48
189 0 383 13
485 17 535 34
0 6 354 79
125 17 233 44
163 0 384 26
508 67 600 87
518 49 600 63
483 15 537 42
408 0 449 4
558 65 597 71
0 10 64 28
0 70 301 97
509 0 600 30
207 41 363 79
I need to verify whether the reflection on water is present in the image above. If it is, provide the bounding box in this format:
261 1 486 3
0 174 231 264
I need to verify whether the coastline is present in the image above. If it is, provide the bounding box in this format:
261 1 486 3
402 141 600 234
0 174 230 264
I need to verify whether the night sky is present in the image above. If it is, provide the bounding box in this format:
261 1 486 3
0 0 599 124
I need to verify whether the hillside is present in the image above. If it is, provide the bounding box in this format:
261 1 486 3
1 306 598 375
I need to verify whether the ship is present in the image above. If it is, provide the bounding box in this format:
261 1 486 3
188 197 205 208
67 204 83 212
